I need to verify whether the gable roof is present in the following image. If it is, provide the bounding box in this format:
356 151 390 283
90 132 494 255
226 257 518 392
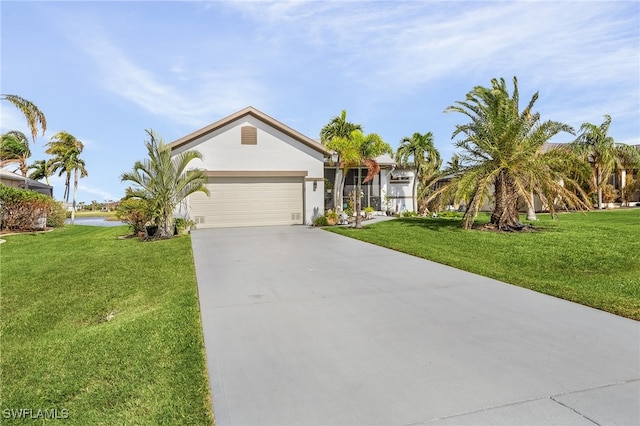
168 106 331 156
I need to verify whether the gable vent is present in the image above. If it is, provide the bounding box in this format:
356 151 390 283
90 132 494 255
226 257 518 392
241 126 257 145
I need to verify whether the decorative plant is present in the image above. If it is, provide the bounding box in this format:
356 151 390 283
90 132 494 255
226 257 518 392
326 209 339 225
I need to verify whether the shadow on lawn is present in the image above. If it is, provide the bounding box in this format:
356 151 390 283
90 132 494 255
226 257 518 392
380 217 466 231
380 217 551 233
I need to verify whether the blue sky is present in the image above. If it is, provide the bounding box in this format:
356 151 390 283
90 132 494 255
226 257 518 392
2 1 638 203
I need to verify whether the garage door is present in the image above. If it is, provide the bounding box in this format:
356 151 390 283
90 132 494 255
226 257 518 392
189 176 304 228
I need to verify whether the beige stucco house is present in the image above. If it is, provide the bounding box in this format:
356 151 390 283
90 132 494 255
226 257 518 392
170 107 419 228
169 107 330 228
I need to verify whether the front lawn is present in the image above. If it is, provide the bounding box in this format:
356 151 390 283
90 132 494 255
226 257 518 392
328 209 640 320
0 226 213 425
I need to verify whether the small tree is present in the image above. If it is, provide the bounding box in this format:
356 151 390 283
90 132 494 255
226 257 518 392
320 110 362 210
120 130 209 239
328 130 392 228
621 174 640 206
116 197 153 236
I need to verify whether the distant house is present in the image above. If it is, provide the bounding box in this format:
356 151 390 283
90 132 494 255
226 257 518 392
0 169 53 196
434 142 640 213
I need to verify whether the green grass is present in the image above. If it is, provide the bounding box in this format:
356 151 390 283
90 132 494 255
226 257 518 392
328 209 640 320
0 226 213 425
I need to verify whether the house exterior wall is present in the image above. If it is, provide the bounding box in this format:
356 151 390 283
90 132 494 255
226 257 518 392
385 169 415 213
171 115 325 225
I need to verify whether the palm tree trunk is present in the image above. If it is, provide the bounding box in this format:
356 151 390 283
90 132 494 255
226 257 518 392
463 189 483 230
491 171 523 231
64 173 71 203
412 168 418 213
355 168 362 228
526 190 537 221
596 167 603 209
71 168 78 224
334 167 344 211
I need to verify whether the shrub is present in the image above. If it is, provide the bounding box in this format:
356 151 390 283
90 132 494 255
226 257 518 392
401 211 418 218
0 184 53 231
116 198 152 236
313 215 329 227
174 217 194 234
364 206 374 213
438 211 463 218
602 184 619 204
47 201 67 227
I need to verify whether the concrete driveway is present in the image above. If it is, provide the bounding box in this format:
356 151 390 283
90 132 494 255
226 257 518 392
191 225 639 425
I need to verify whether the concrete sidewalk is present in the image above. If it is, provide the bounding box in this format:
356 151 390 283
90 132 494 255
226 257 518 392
191 225 639 425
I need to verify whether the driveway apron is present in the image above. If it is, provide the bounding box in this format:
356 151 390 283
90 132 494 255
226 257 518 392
191 225 639 425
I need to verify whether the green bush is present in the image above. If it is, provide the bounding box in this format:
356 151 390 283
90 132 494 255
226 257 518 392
174 217 194 234
438 211 463 218
364 206 374 213
0 184 53 231
401 211 418 218
47 201 67 227
313 215 329 226
116 198 152 236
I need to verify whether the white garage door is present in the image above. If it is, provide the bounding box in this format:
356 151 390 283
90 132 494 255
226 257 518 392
189 176 304 228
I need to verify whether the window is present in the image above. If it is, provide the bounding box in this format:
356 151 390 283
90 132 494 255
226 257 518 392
390 173 411 183
241 126 257 145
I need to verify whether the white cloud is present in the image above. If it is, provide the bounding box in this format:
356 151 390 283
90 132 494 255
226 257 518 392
73 33 269 128
78 183 118 202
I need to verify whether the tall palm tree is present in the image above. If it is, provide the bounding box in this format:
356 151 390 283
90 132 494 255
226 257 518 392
328 130 392 228
320 110 362 210
416 151 443 214
121 130 209 239
432 77 590 230
46 131 87 223
572 115 640 209
1 131 31 176
396 131 440 213
28 159 54 185
1 94 47 142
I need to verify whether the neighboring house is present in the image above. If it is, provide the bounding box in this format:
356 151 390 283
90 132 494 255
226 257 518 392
0 169 53 196
324 154 416 213
169 107 330 228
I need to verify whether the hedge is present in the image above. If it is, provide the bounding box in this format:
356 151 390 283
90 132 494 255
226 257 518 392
0 184 54 231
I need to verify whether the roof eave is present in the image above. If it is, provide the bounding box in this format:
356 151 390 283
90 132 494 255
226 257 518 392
168 106 331 157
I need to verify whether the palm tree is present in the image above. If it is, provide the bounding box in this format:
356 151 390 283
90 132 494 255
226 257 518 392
46 131 87 224
416 151 443 214
1 94 47 142
572 115 640 209
1 131 31 176
120 130 209 239
327 130 392 228
396 132 440 213
433 77 590 230
28 159 54 185
320 110 362 210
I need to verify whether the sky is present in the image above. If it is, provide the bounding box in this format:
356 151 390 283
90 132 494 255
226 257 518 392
1 0 639 204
